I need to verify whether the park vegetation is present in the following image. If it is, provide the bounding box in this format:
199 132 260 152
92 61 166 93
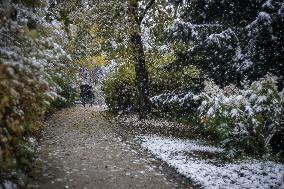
102 0 284 158
1 0 284 186
0 0 77 185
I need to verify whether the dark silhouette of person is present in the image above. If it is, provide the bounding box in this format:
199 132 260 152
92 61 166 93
80 84 95 107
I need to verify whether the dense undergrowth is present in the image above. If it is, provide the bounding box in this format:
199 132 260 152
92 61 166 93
104 60 284 159
1 0 284 187
103 53 199 114
105 68 284 160
0 1 77 186
103 0 284 159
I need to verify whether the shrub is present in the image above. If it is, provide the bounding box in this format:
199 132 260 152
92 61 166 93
147 53 199 97
148 56 200 119
150 91 199 119
103 53 200 115
0 3 75 184
103 62 138 113
196 75 284 157
0 62 51 184
48 77 77 113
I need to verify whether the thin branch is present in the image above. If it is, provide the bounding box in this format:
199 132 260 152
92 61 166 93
138 0 155 24
0 32 21 46
0 32 14 41
128 1 140 24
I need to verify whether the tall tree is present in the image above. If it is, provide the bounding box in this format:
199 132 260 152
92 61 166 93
127 0 156 117
46 0 176 116
166 0 284 88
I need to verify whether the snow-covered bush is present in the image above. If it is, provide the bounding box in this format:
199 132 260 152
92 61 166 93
0 2 76 183
150 91 200 123
103 53 199 115
168 0 284 89
197 75 284 156
148 53 200 118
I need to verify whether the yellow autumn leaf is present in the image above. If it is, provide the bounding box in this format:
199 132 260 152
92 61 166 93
94 54 106 66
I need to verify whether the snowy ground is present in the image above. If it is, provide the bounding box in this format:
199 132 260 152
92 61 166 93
138 135 284 189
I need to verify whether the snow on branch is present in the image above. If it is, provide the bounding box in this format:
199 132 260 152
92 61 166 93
138 0 156 24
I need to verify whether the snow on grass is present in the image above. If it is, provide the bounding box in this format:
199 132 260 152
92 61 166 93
141 135 223 154
117 114 185 130
139 135 284 189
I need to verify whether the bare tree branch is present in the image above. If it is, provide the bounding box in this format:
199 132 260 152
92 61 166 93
138 0 155 24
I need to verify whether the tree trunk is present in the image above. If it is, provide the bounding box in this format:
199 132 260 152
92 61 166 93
130 31 151 118
127 0 153 118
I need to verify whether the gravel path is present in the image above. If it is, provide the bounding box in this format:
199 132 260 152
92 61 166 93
27 106 195 189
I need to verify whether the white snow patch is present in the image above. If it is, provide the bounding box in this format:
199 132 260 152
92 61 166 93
28 137 38 148
139 135 284 189
262 0 275 10
2 180 17 189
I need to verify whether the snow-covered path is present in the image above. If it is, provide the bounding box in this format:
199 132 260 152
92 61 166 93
27 106 284 189
27 106 194 189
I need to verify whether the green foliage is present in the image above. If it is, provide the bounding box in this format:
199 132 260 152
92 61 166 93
146 53 198 94
169 0 284 87
0 2 77 184
145 53 200 118
0 63 47 180
48 77 77 112
103 53 200 114
197 75 284 157
150 64 199 96
103 62 138 113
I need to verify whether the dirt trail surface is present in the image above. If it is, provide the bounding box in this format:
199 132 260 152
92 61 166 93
28 106 194 189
